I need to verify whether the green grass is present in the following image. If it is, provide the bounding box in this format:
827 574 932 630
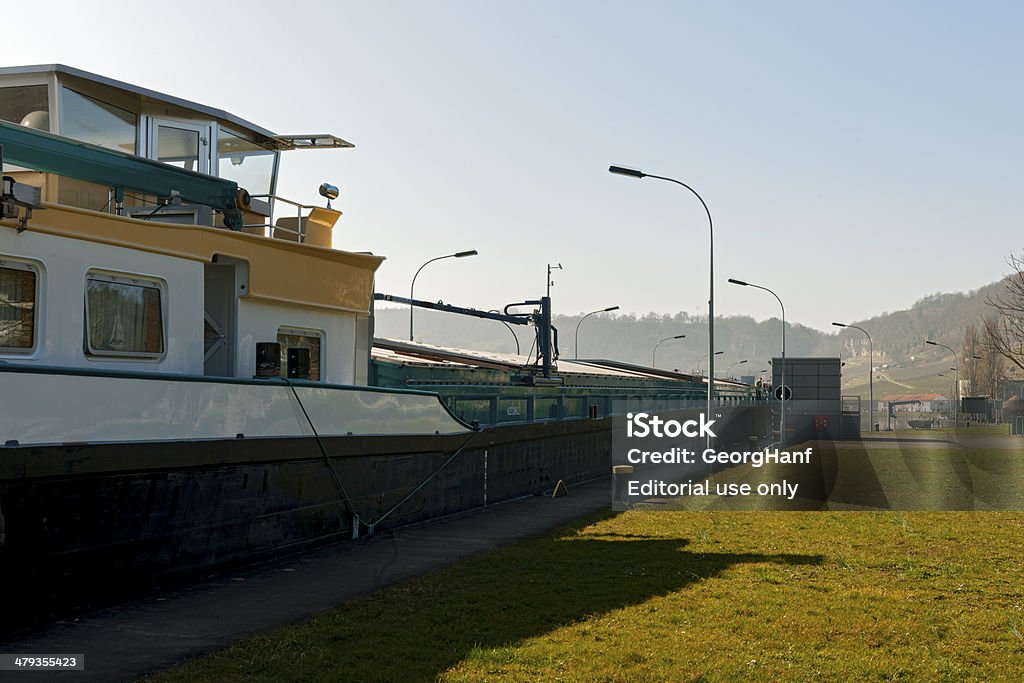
149 508 1024 682
647 441 1024 512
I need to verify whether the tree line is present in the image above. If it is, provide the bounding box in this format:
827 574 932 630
961 251 1024 396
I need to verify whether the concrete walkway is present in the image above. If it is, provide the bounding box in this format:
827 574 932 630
861 430 1023 449
0 479 610 682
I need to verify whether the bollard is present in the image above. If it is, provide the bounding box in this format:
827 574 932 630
612 464 634 507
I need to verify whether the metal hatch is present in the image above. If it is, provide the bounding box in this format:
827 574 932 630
268 134 354 151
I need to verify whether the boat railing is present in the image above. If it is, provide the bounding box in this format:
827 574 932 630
243 194 319 242
438 387 759 427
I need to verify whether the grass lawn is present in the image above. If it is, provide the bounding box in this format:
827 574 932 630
630 437 1024 512
150 507 1024 682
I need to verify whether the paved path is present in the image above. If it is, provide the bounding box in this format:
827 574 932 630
861 431 1023 449
0 479 610 682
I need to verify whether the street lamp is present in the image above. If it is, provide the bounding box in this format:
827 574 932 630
409 250 478 341
727 359 748 378
938 373 955 418
698 350 724 376
729 278 786 445
833 322 874 433
610 165 716 437
926 340 959 427
574 306 619 358
653 335 686 368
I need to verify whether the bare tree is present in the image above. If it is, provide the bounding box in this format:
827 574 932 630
980 319 1006 398
984 252 1024 372
962 323 980 395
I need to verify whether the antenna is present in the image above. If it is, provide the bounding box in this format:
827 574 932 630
547 262 563 299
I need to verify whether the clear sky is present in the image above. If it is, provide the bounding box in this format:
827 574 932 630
6 1 1021 331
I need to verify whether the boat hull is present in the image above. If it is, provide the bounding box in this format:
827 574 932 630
0 418 613 630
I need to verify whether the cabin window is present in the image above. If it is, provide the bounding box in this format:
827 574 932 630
277 327 322 381
85 272 165 358
60 88 137 154
0 85 49 130
0 261 38 352
217 129 276 196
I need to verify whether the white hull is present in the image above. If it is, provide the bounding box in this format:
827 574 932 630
0 365 471 447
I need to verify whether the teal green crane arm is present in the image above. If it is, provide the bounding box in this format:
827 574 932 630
0 120 244 229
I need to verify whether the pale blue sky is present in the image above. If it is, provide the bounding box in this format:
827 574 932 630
6 1 1021 331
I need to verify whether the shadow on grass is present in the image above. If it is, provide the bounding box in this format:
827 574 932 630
822 439 1024 510
862 436 954 444
679 439 1024 511
213 516 824 682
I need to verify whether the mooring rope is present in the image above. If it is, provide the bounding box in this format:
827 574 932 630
282 377 364 526
364 429 481 534
282 377 481 537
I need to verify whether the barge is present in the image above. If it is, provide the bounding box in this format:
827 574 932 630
0 65 765 627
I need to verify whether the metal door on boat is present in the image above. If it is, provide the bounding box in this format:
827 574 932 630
146 118 214 223
204 264 236 377
148 119 212 174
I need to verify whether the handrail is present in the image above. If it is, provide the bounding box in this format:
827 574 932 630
247 193 323 241
249 194 320 211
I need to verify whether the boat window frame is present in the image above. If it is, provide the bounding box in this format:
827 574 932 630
58 85 139 155
0 73 55 174
84 269 168 361
276 325 325 382
215 126 280 198
0 257 42 355
0 82 51 130
144 116 214 176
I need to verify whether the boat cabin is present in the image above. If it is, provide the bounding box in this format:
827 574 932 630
0 65 382 385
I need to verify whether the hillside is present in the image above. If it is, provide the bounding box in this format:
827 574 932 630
831 281 1005 363
373 278 1015 396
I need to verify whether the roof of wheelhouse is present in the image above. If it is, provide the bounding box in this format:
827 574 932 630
1 63 352 152
0 63 277 139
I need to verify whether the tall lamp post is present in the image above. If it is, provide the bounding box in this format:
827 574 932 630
409 250 478 341
574 306 619 358
727 359 748 378
938 373 955 418
833 322 874 433
698 350 724 376
926 340 959 427
653 335 686 368
610 165 716 438
729 278 786 445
